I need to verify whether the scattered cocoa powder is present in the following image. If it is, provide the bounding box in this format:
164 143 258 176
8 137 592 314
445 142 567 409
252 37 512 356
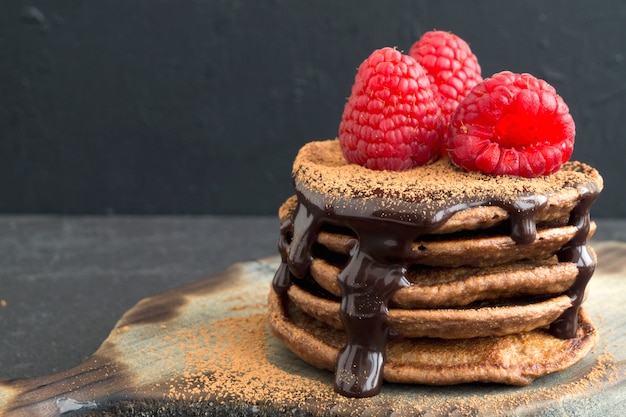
164 312 339 412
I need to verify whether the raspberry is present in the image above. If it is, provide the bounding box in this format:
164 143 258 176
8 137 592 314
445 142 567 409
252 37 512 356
409 31 482 138
338 47 443 171
447 71 575 177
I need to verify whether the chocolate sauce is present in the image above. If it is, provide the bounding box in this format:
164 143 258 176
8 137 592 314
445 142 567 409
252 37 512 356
272 216 294 294
272 181 599 397
550 184 600 338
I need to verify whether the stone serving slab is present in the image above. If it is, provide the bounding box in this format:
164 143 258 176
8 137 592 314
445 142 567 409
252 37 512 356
1 241 625 417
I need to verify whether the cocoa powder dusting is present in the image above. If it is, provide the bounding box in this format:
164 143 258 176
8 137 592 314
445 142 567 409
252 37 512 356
293 140 603 214
164 312 339 412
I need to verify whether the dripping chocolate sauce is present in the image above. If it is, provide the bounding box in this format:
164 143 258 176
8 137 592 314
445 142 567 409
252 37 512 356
551 185 600 338
273 184 599 398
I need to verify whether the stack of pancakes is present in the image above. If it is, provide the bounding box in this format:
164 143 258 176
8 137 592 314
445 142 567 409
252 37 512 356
268 140 603 394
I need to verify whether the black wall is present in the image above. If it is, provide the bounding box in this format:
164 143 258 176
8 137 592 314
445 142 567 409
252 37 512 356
1 0 624 216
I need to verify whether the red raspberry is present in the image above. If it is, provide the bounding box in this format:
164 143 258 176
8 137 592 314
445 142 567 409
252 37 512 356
409 31 482 138
447 71 575 177
338 47 443 171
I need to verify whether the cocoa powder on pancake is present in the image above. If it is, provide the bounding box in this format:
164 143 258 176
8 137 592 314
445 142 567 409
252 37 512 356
293 140 603 208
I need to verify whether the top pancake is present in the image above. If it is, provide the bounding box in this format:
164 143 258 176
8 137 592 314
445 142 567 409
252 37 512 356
292 140 603 234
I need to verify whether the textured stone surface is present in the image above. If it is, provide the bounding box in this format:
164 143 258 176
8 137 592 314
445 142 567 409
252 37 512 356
0 216 277 379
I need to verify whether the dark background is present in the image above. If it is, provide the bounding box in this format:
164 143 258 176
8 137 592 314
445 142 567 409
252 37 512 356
1 0 624 217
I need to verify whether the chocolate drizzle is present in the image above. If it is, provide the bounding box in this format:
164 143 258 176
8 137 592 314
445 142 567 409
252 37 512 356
550 184 600 338
272 217 295 294
273 174 600 398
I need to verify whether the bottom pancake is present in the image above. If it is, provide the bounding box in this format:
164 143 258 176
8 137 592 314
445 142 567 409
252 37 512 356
268 288 598 387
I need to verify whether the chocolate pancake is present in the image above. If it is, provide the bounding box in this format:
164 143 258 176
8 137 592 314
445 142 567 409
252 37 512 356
286 283 576 339
268 289 599 386
279 197 597 268
289 140 602 237
271 139 603 397
310 256 581 308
